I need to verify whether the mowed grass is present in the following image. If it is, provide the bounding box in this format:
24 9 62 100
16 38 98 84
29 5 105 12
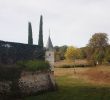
25 65 110 100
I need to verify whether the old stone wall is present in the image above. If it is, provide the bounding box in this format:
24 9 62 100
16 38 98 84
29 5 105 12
0 70 56 98
19 71 56 95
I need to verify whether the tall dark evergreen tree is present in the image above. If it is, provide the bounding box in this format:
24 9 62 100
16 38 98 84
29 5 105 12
28 22 33 45
38 15 44 48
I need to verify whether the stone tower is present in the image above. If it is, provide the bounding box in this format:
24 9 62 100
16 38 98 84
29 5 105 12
45 35 54 71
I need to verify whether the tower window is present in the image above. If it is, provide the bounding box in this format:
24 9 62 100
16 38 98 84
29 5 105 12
49 53 51 56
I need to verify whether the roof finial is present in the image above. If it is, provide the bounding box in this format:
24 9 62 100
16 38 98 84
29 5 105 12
46 29 53 50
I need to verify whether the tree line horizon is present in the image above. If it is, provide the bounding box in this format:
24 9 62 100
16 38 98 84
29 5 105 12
54 33 110 65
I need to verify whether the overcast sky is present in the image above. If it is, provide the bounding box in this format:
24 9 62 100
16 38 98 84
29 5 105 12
0 0 110 47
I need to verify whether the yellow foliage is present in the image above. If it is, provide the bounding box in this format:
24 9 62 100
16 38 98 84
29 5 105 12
65 46 79 60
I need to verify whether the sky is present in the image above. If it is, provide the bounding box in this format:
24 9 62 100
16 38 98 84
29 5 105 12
0 0 110 47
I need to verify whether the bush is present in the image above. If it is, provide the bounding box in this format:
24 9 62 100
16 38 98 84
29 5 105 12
17 60 50 71
59 64 92 68
0 65 21 81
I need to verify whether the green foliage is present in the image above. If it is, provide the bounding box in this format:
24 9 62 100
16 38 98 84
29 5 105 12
88 33 108 48
0 65 22 97
54 45 67 61
87 33 109 65
17 60 50 71
59 46 68 60
28 22 33 45
59 64 92 68
105 46 110 63
93 49 105 64
79 47 87 59
38 15 43 48
0 65 21 81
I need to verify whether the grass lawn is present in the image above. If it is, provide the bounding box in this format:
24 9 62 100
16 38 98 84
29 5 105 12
24 67 110 100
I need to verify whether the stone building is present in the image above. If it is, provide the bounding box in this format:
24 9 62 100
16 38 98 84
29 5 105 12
45 35 54 71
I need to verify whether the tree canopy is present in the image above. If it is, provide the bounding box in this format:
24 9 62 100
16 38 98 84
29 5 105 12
87 33 109 65
88 33 108 48
65 46 79 61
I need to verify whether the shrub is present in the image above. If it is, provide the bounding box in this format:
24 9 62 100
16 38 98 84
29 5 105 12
0 65 21 81
60 64 92 68
17 60 50 71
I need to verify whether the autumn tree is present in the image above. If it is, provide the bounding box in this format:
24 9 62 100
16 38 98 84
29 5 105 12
87 33 109 65
65 46 79 61
65 46 80 74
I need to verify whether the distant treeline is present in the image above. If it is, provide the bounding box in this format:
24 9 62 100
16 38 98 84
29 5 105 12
54 33 110 65
54 45 110 63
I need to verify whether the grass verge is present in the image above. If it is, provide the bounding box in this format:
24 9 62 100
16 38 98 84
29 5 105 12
24 67 110 100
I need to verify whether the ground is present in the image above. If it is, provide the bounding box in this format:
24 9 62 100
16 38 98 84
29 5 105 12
25 61 110 100
55 66 110 86
54 59 89 67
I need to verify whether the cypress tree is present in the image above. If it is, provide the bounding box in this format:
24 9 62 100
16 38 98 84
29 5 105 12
28 22 33 45
38 15 44 48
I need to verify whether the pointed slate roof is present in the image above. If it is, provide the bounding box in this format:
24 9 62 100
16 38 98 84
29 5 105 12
46 35 53 51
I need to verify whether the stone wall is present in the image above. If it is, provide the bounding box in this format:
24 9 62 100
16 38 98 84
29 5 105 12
0 70 56 99
19 71 56 95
